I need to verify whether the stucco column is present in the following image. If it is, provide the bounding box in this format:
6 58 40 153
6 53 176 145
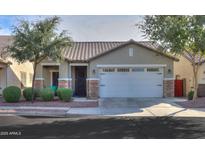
34 64 44 88
58 62 72 88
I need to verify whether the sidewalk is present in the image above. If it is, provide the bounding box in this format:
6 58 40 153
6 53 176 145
0 98 98 117
0 106 70 117
1 99 205 117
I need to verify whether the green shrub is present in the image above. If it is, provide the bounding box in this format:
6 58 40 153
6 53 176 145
57 88 73 102
40 88 54 101
23 87 38 101
35 88 42 97
56 88 63 100
188 91 194 100
3 86 21 103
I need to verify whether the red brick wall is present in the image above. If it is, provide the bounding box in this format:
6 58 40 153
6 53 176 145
163 80 174 97
58 80 72 88
34 80 44 88
86 79 99 99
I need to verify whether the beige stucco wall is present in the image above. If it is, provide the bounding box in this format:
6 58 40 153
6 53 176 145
36 58 69 79
198 63 205 84
0 58 33 94
59 61 69 78
174 55 194 95
71 66 76 90
7 58 34 88
89 44 174 78
0 67 7 94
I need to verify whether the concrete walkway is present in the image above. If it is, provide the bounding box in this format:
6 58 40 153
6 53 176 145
1 98 205 117
67 98 205 117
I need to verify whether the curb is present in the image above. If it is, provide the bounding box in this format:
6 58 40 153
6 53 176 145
0 106 70 110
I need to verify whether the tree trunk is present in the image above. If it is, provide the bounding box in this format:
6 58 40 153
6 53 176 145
31 62 37 103
192 63 199 101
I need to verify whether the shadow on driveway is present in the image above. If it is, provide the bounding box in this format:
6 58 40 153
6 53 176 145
0 116 205 139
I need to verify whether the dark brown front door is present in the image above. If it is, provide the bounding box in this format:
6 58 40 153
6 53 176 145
75 66 87 97
52 72 59 87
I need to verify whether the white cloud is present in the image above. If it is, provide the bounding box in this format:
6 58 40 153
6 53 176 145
0 28 11 35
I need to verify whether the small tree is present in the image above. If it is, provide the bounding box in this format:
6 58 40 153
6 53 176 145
138 15 205 100
7 16 72 103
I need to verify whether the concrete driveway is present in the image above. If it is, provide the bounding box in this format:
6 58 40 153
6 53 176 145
67 98 205 117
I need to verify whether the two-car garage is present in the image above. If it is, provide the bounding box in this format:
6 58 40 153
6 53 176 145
98 65 164 98
86 41 177 98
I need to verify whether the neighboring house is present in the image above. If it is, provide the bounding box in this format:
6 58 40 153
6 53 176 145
174 53 205 97
34 39 178 99
0 36 34 94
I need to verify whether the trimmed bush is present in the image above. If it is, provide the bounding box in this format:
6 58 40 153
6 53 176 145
40 88 54 101
56 88 63 100
23 87 38 101
188 91 194 100
57 88 73 102
35 88 42 97
3 86 21 103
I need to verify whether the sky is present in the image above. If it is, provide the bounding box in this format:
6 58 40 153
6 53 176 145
0 15 146 41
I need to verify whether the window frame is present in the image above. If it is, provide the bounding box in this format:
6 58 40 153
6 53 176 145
117 68 130 72
132 67 145 72
147 68 160 72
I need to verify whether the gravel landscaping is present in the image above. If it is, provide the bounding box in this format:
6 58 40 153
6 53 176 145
176 97 205 108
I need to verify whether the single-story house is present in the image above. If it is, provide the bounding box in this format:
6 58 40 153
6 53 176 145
34 39 178 99
174 53 205 97
0 36 34 94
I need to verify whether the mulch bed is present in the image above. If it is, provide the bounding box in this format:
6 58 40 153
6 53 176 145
176 97 205 108
0 99 98 108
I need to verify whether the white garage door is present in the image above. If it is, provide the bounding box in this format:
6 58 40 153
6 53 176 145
99 67 163 97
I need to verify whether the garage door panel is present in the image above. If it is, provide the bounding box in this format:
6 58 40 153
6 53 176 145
99 68 163 97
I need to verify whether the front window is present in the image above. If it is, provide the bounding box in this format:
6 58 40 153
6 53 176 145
132 67 145 72
147 68 160 72
102 68 115 72
117 68 130 72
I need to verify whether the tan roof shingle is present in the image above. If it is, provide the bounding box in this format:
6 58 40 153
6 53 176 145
0 36 178 62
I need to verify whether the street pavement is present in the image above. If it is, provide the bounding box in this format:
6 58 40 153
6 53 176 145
0 115 205 138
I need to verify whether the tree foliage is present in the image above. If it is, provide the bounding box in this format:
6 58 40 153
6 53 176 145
138 15 205 100
7 16 72 102
139 16 205 56
7 16 72 63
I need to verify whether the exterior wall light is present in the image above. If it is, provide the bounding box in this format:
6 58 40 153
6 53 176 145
92 69 96 75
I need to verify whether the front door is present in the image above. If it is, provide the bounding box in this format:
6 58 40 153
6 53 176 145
75 66 87 97
52 72 59 87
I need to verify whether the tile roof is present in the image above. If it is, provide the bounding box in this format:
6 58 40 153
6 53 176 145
64 41 124 61
183 51 205 64
0 36 178 62
64 40 177 61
